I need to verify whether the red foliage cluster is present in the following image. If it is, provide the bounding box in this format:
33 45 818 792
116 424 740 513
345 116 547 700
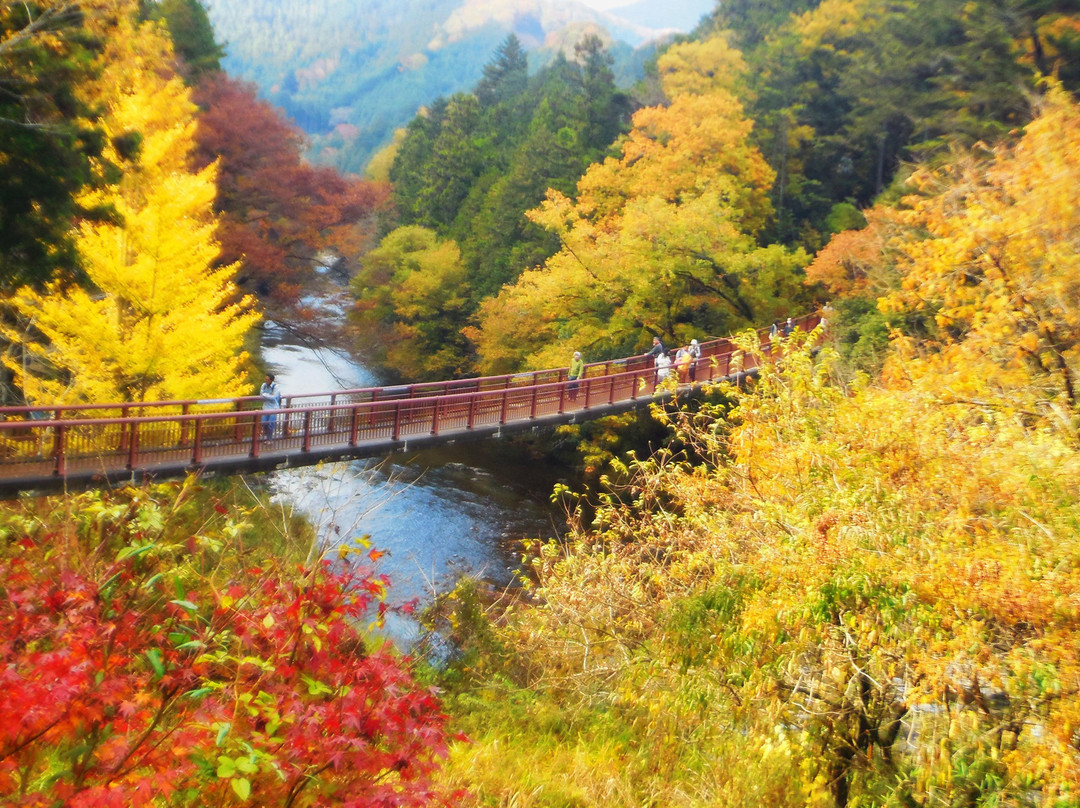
193 75 391 303
0 527 452 806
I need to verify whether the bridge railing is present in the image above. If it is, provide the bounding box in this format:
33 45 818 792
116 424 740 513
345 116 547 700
0 316 820 482
0 314 819 425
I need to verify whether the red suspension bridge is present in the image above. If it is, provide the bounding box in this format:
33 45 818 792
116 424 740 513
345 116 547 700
0 316 818 496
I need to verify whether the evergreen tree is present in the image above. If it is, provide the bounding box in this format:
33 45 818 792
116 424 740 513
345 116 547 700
144 0 224 81
574 33 631 153
389 98 449 227
475 33 528 109
414 93 484 230
0 1 106 289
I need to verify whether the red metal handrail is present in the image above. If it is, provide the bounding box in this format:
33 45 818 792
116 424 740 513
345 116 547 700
0 316 820 488
0 315 818 420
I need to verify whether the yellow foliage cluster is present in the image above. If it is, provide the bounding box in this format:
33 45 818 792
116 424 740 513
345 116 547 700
441 89 1080 807
2 2 257 405
882 84 1080 433
457 329 1080 805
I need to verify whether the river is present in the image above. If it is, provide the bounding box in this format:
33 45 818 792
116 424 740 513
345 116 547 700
258 319 567 647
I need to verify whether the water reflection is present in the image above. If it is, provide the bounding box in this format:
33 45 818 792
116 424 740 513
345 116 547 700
258 324 565 647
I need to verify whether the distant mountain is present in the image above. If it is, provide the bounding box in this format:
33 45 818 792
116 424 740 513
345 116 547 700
202 0 715 173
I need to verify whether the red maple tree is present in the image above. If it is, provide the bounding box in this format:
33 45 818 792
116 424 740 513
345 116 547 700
193 75 390 304
0 484 456 806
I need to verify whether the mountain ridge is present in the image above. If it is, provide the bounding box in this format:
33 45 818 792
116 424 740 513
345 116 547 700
202 0 714 171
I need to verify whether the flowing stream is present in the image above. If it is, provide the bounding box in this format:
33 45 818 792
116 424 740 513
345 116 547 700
257 319 567 647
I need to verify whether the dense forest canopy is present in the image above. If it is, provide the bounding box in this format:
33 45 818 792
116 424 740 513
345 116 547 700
0 0 387 406
0 1 107 289
727 0 1080 248
356 0 1078 382
351 33 635 379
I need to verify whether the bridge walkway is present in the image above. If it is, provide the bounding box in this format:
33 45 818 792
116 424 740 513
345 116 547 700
0 316 817 496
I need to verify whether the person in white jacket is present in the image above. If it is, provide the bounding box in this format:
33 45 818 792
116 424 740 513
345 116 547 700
260 373 282 440
655 352 673 382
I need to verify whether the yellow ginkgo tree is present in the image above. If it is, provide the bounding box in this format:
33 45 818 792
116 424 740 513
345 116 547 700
3 3 257 405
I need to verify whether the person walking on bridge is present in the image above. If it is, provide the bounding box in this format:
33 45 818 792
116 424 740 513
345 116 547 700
567 351 584 401
645 336 665 359
260 373 282 441
675 345 693 383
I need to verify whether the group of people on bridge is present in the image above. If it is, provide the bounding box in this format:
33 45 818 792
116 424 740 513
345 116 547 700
255 313 820 440
565 335 706 392
643 336 702 384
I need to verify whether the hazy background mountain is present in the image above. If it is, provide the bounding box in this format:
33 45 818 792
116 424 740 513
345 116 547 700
202 0 716 173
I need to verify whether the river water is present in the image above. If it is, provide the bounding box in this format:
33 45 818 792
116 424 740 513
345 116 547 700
258 321 567 647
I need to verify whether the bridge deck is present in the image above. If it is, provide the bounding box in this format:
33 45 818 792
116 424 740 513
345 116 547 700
0 317 816 496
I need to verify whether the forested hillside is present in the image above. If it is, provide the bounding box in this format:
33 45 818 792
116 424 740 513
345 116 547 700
363 0 1079 383
350 34 635 379
201 0 708 172
426 78 1080 808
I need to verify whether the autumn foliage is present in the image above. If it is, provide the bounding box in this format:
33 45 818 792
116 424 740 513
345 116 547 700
428 85 1080 807
193 74 390 303
804 206 893 298
0 480 453 807
1 3 258 406
470 33 809 373
882 84 1080 423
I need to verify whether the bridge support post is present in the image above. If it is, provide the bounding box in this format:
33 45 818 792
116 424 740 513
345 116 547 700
192 418 203 465
119 405 131 452
180 403 191 446
54 425 66 477
249 414 260 458
235 401 245 442
349 407 359 446
127 422 139 470
302 409 313 452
